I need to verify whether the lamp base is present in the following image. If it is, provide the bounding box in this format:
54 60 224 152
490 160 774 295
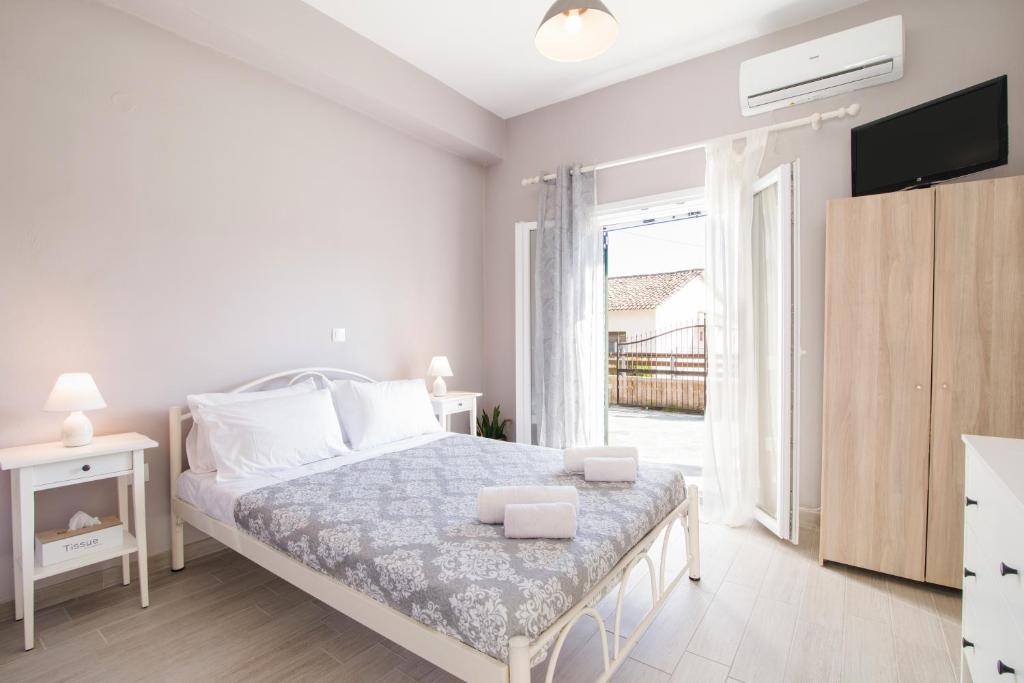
61 411 94 447
432 376 448 397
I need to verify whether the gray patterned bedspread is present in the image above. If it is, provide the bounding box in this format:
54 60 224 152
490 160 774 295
233 435 687 662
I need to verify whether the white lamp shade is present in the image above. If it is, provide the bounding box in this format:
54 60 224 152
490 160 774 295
535 0 618 62
427 356 453 377
43 373 107 412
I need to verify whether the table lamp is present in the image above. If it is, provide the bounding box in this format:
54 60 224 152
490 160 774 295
44 373 107 447
427 356 453 397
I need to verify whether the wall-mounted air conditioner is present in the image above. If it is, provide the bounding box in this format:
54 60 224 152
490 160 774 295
739 15 904 116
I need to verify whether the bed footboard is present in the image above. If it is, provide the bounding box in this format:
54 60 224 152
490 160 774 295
511 484 700 683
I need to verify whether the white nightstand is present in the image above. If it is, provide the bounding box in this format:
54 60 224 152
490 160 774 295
0 432 157 650
430 391 482 436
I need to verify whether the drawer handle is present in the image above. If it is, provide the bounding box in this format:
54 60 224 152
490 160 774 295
81 464 91 472
964 567 976 578
965 496 978 507
1000 562 1019 576
997 660 1015 676
963 637 975 649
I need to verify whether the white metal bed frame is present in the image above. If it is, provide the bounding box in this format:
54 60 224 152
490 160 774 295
168 367 701 683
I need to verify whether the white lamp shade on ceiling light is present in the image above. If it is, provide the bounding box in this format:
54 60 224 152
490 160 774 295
43 373 107 413
535 0 619 63
427 356 454 378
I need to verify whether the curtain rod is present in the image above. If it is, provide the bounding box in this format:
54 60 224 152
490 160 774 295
520 103 861 187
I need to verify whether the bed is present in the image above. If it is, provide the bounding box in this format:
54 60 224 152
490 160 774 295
169 368 700 683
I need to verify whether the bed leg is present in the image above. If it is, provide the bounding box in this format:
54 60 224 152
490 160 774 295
170 513 185 571
685 484 701 581
508 635 531 683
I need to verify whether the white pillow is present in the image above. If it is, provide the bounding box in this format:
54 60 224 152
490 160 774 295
332 379 441 450
197 388 348 482
185 379 319 473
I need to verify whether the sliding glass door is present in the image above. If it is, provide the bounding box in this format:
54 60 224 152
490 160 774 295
751 163 798 541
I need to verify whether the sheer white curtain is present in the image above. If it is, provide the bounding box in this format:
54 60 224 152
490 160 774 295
533 165 604 448
702 132 769 525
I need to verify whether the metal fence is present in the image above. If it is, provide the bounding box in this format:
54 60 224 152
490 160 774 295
608 323 706 413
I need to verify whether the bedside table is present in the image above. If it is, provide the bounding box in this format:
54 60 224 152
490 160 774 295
0 432 157 650
430 391 482 436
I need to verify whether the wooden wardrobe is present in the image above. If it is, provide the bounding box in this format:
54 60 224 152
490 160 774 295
819 175 1024 588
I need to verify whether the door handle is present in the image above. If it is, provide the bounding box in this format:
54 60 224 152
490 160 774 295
1000 562 1019 576
965 496 978 507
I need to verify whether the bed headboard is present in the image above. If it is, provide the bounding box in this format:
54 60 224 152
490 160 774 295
168 367 375 496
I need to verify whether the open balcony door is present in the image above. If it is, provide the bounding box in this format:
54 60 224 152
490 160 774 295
751 163 799 542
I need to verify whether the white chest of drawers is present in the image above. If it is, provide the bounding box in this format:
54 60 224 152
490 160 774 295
962 435 1024 682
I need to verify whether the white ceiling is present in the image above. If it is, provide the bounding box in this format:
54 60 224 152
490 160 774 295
302 0 867 119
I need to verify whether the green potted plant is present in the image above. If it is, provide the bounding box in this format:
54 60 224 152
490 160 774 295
476 405 512 441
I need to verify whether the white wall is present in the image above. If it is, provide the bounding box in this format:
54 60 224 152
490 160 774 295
483 0 1024 509
0 0 486 603
607 310 656 339
655 280 706 331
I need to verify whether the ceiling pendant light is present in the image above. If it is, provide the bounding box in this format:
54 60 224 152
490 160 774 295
535 0 619 63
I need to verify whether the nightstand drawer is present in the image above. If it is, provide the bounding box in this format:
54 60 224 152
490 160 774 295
33 451 132 488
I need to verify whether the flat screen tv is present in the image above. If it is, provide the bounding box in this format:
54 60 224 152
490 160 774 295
851 76 1007 196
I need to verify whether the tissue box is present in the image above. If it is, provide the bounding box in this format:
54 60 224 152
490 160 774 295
35 516 125 567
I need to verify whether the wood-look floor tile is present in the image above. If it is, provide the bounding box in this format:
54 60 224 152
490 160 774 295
892 636 957 683
0 519 966 683
796 560 845 628
531 615 606 682
38 571 222 646
686 580 758 665
723 532 774 590
783 619 842 683
728 597 798 683
888 578 947 649
668 652 730 683
0 630 106 683
611 657 669 682
544 630 624 683
381 639 440 680
844 566 892 624
930 586 962 625
842 614 898 683
627 579 713 673
759 543 809 606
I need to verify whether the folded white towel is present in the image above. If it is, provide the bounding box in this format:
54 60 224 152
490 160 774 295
477 485 579 524
504 502 577 539
583 457 637 482
564 445 639 473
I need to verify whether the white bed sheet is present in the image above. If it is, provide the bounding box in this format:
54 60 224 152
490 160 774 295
176 431 453 525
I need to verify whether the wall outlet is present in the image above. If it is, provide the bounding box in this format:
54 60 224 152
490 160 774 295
332 328 346 343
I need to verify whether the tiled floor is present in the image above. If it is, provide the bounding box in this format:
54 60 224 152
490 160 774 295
0 520 962 682
607 406 704 472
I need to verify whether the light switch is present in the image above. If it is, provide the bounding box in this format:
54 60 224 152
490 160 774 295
331 328 346 343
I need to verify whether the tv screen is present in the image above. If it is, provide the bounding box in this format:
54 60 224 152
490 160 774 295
852 76 1007 196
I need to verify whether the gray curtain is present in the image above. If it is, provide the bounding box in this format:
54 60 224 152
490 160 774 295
532 165 604 448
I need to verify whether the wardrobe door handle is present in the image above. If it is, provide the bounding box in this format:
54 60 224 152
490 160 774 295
965 496 978 506
1000 562 1019 576
964 568 976 578
82 464 91 472
962 637 974 649
997 660 1015 675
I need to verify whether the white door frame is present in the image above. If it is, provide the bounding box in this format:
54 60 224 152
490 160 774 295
750 161 801 543
514 221 536 444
